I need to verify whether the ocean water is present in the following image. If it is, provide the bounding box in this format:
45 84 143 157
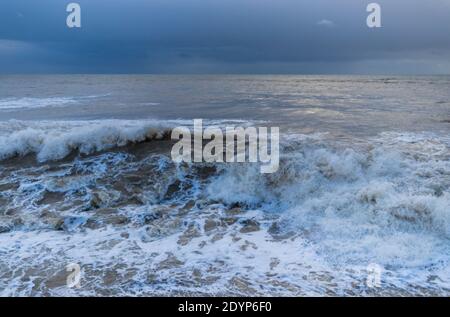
0 75 449 296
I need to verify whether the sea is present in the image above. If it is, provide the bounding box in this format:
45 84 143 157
0 75 449 296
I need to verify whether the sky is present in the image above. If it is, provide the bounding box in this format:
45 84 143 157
1 0 450 74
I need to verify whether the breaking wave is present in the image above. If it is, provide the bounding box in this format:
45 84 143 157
0 120 176 162
0 119 257 162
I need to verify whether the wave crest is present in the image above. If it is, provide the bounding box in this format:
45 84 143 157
0 120 174 162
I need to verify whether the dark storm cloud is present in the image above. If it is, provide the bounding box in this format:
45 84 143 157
0 0 449 73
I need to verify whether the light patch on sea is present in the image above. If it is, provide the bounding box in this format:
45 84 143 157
0 95 111 111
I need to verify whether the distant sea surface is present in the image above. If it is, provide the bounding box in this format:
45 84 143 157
0 75 449 296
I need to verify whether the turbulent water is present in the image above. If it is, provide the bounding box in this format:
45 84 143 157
0 75 449 296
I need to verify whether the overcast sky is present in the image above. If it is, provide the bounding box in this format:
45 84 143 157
1 0 449 74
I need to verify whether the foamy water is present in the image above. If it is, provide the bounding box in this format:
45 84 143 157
0 75 449 296
0 95 112 111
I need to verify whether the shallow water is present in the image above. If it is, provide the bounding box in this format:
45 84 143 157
0 75 449 296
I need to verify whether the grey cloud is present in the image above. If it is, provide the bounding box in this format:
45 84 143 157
0 0 449 74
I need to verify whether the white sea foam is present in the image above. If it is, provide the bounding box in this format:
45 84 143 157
0 95 110 111
205 133 450 275
0 122 449 295
0 97 77 110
